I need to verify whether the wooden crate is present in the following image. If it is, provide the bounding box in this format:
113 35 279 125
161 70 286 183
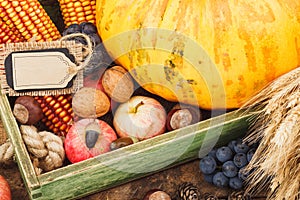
0 90 258 199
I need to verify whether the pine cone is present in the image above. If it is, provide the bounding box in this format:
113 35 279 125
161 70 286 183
228 191 252 200
177 182 199 200
202 193 218 200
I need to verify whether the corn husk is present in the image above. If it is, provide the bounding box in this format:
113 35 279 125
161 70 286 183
241 67 300 200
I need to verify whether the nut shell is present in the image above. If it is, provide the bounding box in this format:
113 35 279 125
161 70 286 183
102 65 134 103
110 137 135 150
13 96 43 125
72 87 110 118
167 108 193 131
143 189 171 200
171 104 202 123
166 104 202 131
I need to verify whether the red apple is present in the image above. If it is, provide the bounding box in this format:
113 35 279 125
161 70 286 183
113 96 166 140
64 118 117 163
0 175 11 200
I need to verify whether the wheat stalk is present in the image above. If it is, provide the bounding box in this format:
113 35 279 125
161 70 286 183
241 67 300 200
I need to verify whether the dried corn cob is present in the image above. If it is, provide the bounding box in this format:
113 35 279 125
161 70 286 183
0 17 25 43
0 0 61 42
58 0 96 27
34 95 74 137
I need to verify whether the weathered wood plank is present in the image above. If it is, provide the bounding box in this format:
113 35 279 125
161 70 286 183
0 93 41 195
35 110 256 199
1 88 259 199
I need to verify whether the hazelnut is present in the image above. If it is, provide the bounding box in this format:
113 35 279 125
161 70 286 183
72 87 110 118
143 189 171 200
167 108 193 131
13 96 43 125
166 104 202 131
102 65 134 103
110 137 135 150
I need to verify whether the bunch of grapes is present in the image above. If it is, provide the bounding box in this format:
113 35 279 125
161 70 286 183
199 138 258 190
62 22 101 47
62 22 114 74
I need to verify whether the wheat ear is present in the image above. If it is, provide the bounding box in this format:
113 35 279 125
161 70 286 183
240 67 300 200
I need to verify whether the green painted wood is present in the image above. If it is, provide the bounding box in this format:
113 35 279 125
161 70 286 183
1 91 259 199
0 92 41 197
35 110 257 200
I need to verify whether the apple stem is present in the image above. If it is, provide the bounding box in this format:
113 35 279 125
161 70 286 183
131 101 144 113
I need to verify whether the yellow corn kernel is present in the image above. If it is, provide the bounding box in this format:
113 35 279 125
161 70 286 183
75 7 84 12
57 0 96 27
0 18 25 43
74 2 82 7
35 95 74 137
0 0 61 42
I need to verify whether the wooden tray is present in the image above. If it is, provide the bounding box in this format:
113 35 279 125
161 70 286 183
0 90 258 199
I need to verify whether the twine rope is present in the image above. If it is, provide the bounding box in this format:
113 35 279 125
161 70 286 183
20 125 65 175
0 141 14 164
59 33 94 74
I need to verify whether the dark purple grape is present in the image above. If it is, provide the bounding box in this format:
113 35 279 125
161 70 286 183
222 161 238 178
228 140 237 152
208 148 217 160
229 176 243 190
233 140 250 154
84 44 113 74
216 146 233 163
238 167 250 181
250 142 259 149
73 36 88 45
246 148 256 162
89 33 101 46
199 155 217 175
62 23 81 36
233 153 248 168
80 22 97 34
212 172 229 188
203 172 216 184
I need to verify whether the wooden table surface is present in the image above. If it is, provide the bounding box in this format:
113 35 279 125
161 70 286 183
0 120 267 200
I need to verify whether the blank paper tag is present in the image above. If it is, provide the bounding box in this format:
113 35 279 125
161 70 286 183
11 51 77 90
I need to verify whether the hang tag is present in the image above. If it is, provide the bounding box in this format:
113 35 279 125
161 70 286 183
5 49 78 91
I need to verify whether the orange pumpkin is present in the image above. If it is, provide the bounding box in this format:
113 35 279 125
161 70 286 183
96 0 300 109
